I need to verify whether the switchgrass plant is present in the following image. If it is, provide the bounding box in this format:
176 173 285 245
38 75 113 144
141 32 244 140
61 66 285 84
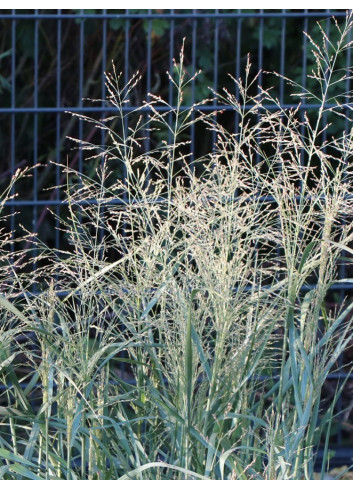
1 12 353 480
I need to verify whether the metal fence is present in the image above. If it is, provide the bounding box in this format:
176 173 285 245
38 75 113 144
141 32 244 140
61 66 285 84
0 9 352 464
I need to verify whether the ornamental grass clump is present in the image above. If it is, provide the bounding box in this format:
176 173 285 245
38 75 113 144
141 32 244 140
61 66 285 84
1 12 353 480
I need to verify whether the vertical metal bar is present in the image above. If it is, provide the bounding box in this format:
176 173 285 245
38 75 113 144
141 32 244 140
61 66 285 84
101 8 107 150
124 8 130 201
258 9 264 89
56 9 62 255
79 14 85 477
145 9 152 158
190 9 197 168
233 9 243 201
341 23 352 296
95 9 108 350
78 9 84 178
299 11 309 188
124 9 129 95
33 9 39 283
168 8 174 146
73 8 84 235
100 9 107 253
121 9 131 379
335 9 350 450
321 10 330 148
279 10 286 106
275 10 287 289
146 9 152 98
142 6 152 225
234 9 242 136
212 9 219 149
256 9 264 165
10 9 16 256
301 12 308 95
338 17 352 442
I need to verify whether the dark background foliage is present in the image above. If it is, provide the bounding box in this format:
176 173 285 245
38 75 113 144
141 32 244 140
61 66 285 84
0 10 350 204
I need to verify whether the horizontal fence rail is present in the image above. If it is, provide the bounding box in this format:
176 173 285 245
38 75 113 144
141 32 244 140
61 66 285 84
0 102 350 113
0 11 350 19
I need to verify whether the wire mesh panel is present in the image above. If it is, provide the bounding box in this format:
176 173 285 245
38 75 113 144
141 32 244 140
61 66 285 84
0 9 352 465
0 9 351 242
